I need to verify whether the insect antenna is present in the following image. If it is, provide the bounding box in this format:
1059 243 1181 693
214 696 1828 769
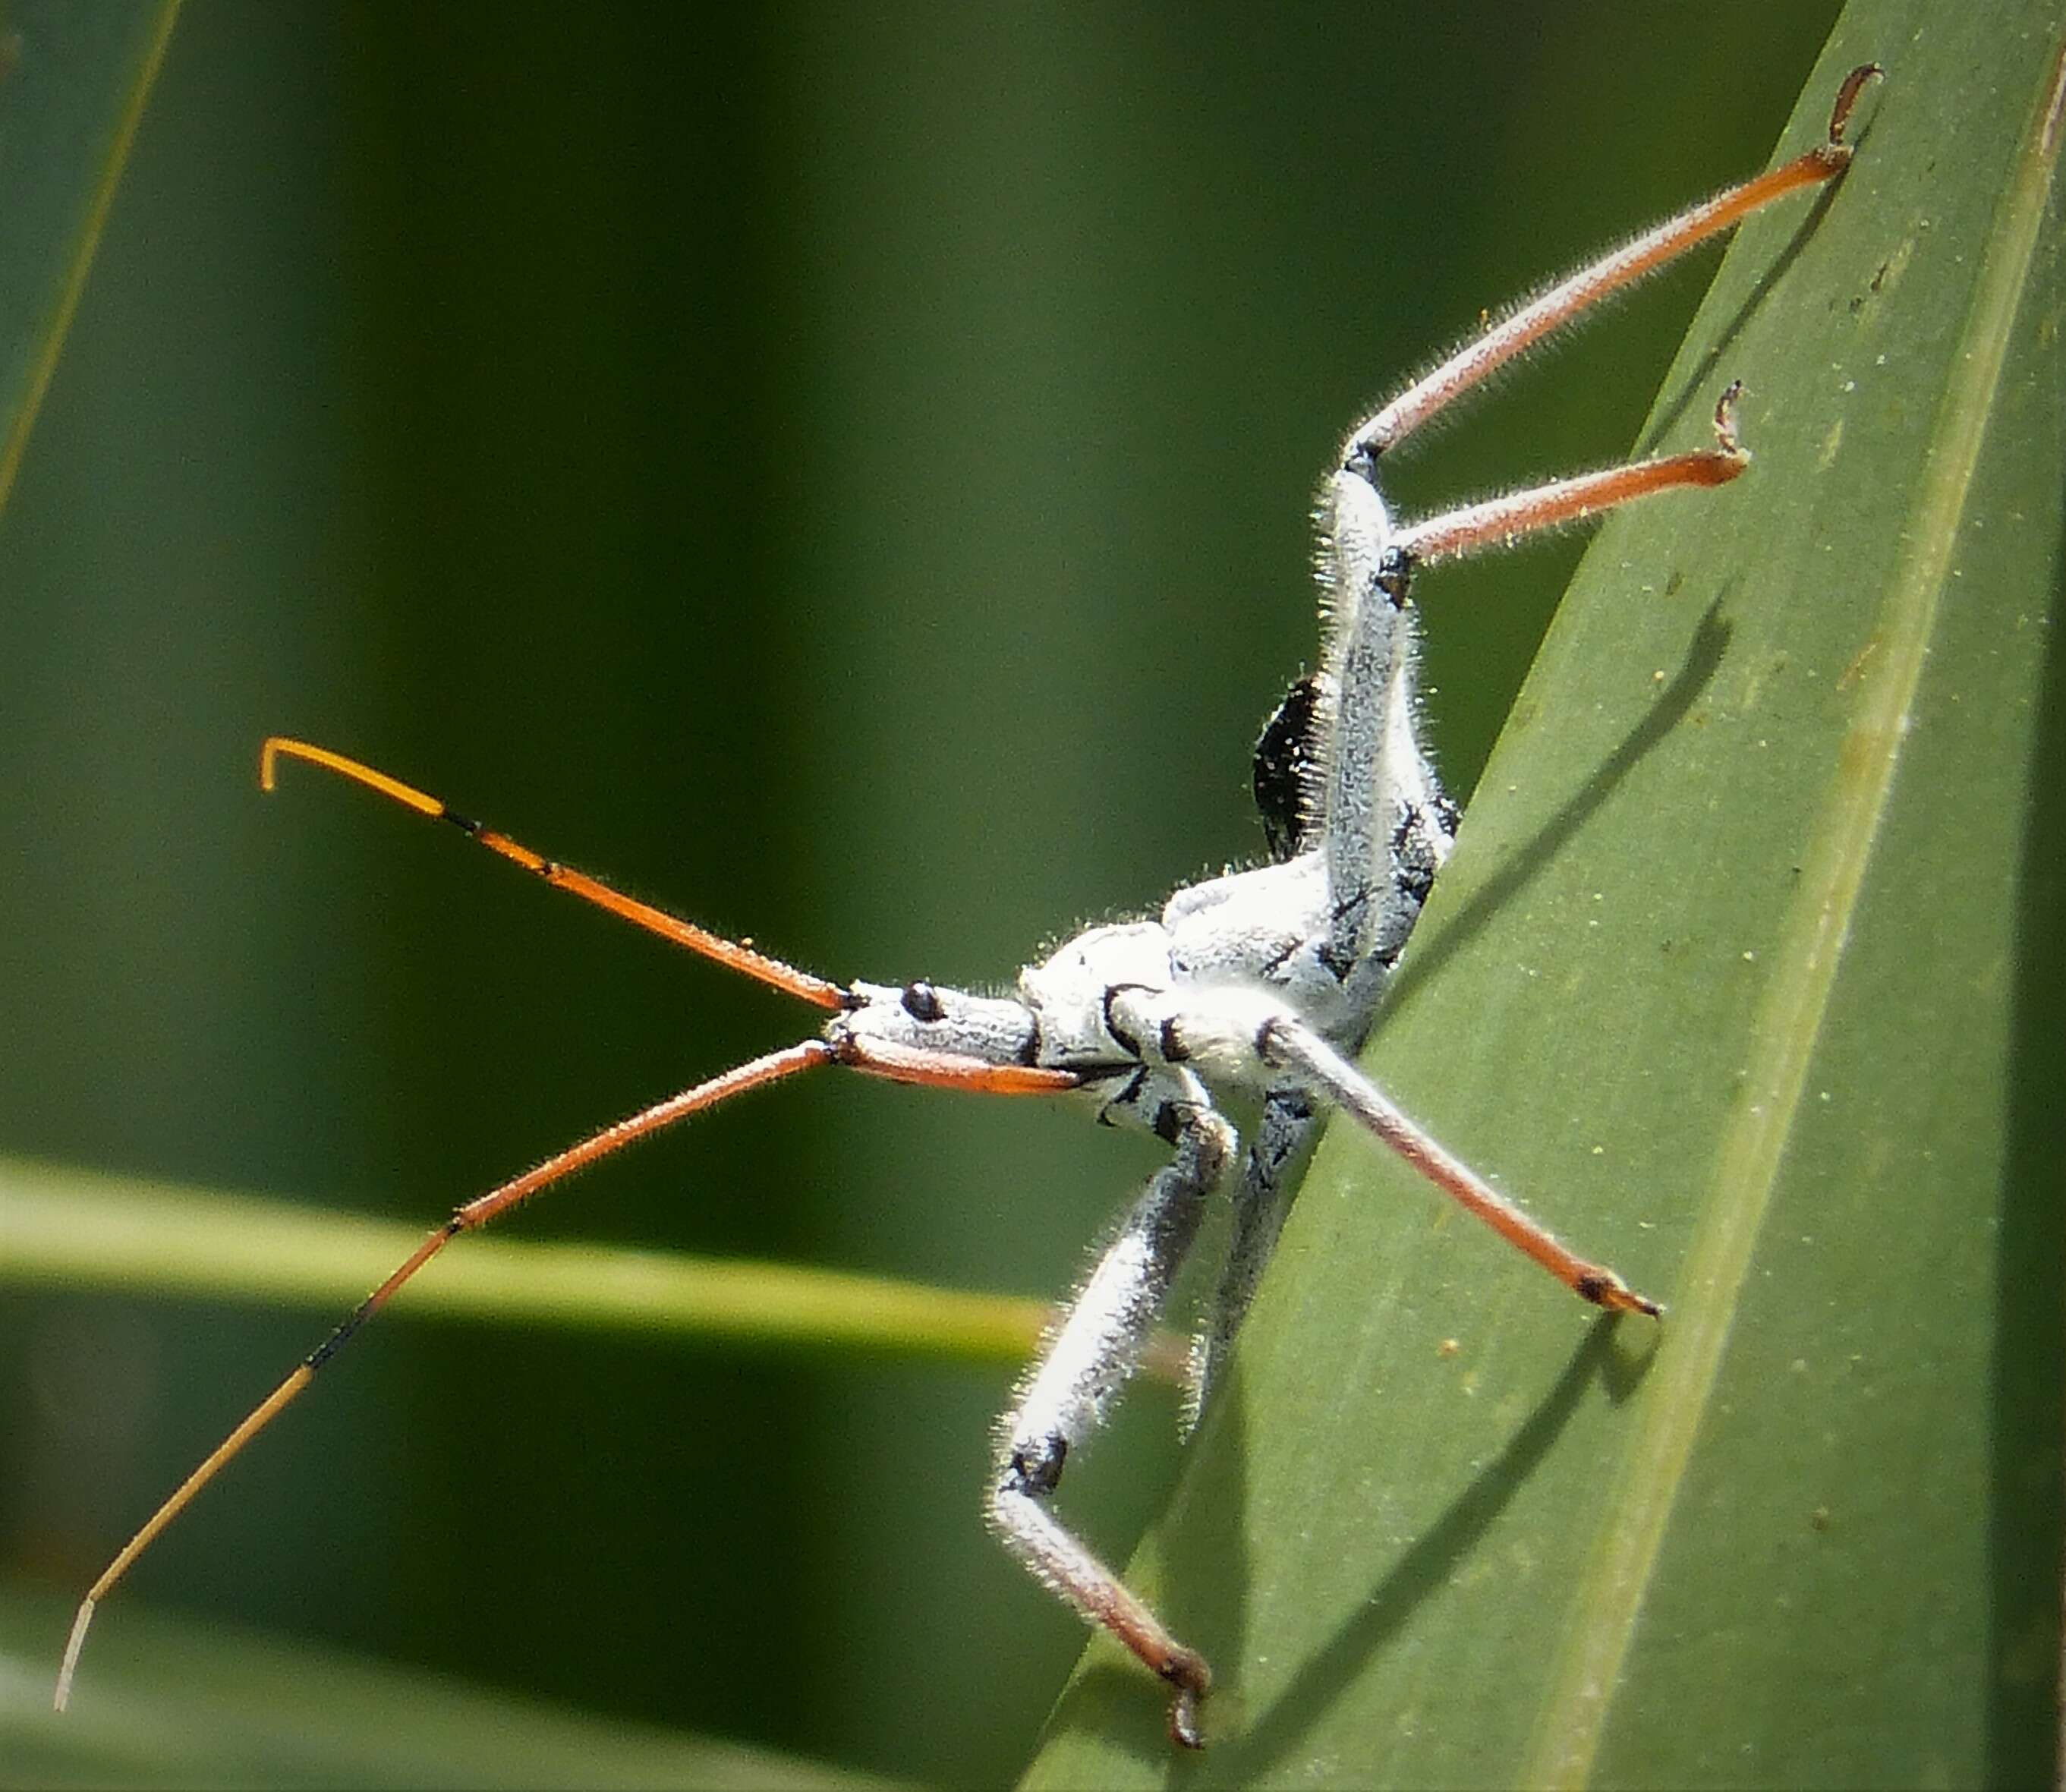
52 1040 834 1712
261 737 849 1010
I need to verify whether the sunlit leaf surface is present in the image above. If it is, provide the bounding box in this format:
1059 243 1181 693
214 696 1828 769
1025 7 2064 1784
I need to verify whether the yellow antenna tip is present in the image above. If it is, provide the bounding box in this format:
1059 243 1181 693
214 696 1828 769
53 1595 95 1713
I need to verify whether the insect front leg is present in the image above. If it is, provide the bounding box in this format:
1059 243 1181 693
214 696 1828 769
990 1073 1230 1749
1306 439 1457 999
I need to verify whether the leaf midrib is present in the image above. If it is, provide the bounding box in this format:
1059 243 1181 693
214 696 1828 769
1524 39 2066 1787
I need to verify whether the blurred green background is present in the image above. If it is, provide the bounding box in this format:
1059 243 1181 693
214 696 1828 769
0 4 1844 1782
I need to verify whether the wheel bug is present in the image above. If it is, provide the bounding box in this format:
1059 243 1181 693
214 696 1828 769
56 63 1876 1749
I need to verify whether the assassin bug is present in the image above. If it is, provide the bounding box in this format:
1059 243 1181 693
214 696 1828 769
57 64 1876 1749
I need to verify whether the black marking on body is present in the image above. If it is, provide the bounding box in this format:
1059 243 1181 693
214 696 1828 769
1253 1016 1288 1068
1391 803 1440 907
1096 1065 1151 1126
1252 675 1324 862
1252 1088 1318 1177
1101 984 1150 1059
1008 1434 1067 1496
1375 545 1415 607
1318 884 1373 981
1157 1016 1191 1064
1268 1088 1315 1125
1016 1014 1044 1066
1330 886 1372 930
1343 439 1381 485
442 808 483 836
1261 934 1307 978
900 981 945 1022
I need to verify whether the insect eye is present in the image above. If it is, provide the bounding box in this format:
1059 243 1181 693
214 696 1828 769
900 981 946 1022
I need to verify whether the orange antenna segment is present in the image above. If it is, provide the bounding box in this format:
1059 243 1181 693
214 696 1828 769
53 1038 834 1712
1362 63 1880 455
260 738 849 1012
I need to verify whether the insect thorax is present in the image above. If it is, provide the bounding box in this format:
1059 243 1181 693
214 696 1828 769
1015 852 1378 1079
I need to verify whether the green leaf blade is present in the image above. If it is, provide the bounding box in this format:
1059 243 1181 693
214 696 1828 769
1023 5 2064 1784
0 1154 1060 1366
1547 17 2066 1785
0 0 181 510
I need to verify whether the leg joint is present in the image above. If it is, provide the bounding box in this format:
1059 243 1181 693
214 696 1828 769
1375 544 1415 606
1254 1014 1290 1069
1003 1431 1069 1498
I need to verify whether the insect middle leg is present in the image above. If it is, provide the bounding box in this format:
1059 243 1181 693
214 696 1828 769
989 1073 1232 1749
1249 1007 1660 1315
1188 1085 1321 1429
1129 985 1661 1318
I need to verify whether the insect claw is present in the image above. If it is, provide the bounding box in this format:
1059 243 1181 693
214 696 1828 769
1170 1690 1206 1751
1162 1649 1212 1749
1828 63 1883 147
1712 379 1746 456
1577 1268 1664 1318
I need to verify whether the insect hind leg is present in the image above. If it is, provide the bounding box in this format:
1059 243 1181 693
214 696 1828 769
989 1076 1230 1749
